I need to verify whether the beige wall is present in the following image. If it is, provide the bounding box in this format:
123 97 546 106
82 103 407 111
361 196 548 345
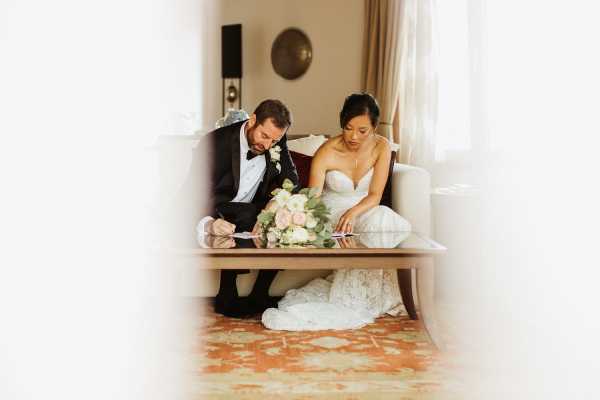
214 0 365 137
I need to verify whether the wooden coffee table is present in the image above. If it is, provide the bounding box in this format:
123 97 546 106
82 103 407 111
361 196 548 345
172 231 446 348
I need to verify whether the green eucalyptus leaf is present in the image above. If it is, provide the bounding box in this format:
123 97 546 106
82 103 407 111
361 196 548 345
323 239 335 248
282 179 295 191
257 211 275 225
306 197 319 209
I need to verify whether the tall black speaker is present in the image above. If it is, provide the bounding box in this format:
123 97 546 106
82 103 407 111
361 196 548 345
221 24 242 114
221 24 242 78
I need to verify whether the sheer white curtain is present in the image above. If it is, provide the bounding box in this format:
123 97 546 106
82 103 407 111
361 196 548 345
435 0 483 163
396 0 438 168
397 0 484 168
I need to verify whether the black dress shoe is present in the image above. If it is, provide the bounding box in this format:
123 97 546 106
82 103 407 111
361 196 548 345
214 295 254 318
247 295 283 314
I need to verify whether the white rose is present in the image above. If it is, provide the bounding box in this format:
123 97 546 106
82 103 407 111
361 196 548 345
268 227 282 239
286 194 308 212
274 189 291 207
269 146 281 161
266 231 278 243
305 213 318 229
289 226 309 243
280 229 293 244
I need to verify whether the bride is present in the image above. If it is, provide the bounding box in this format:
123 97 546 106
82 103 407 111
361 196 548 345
262 93 412 331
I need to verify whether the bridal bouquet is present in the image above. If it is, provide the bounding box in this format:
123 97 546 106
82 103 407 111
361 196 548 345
257 179 335 247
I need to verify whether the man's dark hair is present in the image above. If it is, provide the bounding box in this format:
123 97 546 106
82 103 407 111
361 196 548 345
339 92 380 129
253 99 292 131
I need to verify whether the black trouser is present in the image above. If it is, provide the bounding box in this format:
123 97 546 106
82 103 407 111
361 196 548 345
215 202 258 232
214 202 277 301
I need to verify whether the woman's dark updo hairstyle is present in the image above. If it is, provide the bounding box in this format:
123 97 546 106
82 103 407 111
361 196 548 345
339 92 380 129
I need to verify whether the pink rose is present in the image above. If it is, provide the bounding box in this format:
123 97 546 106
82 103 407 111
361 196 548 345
275 208 292 230
291 211 307 226
266 200 280 212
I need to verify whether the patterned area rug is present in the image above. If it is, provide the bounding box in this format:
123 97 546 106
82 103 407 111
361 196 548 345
192 304 460 399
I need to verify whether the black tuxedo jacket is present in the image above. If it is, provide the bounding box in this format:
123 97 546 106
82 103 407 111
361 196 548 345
203 120 299 215
174 120 299 239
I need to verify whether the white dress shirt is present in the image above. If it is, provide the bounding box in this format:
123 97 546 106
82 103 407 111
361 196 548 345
232 122 267 202
197 122 267 238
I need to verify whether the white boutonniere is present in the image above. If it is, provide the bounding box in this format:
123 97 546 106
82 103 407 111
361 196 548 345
269 145 282 173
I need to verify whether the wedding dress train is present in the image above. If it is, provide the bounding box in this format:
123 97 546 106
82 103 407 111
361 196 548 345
261 168 412 330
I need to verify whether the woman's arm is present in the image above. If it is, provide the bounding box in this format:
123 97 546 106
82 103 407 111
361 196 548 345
336 139 391 233
307 143 330 195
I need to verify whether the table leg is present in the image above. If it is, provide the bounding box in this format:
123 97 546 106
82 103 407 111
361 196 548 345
416 257 444 350
397 268 418 320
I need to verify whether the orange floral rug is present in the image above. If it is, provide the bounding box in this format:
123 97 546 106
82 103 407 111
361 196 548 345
191 303 462 400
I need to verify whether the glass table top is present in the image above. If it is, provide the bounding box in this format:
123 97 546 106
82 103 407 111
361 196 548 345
194 231 445 253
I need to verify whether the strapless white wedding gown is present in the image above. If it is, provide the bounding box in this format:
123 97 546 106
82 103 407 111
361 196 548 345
261 168 412 331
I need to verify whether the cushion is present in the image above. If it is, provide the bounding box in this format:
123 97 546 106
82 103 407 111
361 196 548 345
287 134 327 156
290 151 312 189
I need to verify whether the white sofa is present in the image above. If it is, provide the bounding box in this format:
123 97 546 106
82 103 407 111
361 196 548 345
159 134 431 296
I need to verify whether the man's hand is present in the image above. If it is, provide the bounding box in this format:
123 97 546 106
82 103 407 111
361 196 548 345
251 221 264 248
206 235 236 249
251 235 264 249
208 218 236 236
251 221 262 236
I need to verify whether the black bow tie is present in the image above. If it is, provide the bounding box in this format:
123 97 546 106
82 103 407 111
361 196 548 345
246 150 260 160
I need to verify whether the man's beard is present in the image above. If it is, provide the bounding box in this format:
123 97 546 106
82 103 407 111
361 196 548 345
246 127 265 154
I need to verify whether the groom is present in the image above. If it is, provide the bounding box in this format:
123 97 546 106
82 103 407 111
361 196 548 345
195 99 299 317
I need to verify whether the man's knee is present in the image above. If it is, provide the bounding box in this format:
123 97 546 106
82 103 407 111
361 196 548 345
235 205 258 231
217 202 258 232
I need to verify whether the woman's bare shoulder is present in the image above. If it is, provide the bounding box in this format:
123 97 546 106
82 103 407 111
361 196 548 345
314 136 343 158
373 134 392 154
311 137 344 173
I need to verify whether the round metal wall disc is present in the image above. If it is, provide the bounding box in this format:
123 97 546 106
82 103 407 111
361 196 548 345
271 28 312 80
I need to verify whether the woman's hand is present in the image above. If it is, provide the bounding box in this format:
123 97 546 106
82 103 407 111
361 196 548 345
336 208 359 233
338 236 359 249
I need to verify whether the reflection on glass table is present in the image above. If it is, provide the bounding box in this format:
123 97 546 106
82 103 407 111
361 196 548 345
198 231 440 251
